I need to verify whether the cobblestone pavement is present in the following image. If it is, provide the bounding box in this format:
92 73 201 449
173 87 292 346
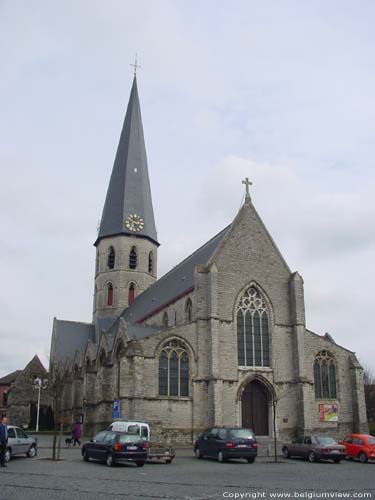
0 438 374 500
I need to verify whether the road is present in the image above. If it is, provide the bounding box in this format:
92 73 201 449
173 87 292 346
0 439 374 500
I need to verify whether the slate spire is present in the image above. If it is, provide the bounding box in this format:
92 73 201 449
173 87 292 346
95 76 158 246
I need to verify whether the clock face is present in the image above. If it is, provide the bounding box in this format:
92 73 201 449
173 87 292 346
125 213 144 232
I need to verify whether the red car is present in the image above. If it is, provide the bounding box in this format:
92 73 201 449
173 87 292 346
339 434 375 463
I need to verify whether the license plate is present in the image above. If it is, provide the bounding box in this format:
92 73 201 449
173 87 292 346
331 450 340 454
127 446 137 451
237 444 248 448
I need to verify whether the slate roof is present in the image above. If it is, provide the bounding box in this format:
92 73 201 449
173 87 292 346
96 76 158 246
53 320 96 363
0 370 21 385
122 226 230 325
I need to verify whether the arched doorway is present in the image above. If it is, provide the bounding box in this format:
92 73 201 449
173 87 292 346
241 379 270 435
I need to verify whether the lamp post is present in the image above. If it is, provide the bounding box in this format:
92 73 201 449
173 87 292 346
32 377 48 432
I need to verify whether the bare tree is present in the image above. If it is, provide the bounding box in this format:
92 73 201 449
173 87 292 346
49 362 66 460
363 364 375 425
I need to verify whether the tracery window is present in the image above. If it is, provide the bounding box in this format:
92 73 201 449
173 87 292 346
185 299 193 322
129 247 137 269
314 351 337 399
162 312 169 326
148 252 154 273
236 286 270 367
108 247 115 269
159 339 189 397
107 283 113 306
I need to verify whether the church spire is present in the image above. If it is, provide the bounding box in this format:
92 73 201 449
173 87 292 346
95 76 158 246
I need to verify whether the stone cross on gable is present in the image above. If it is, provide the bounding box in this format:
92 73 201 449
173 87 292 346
130 54 141 76
242 177 252 198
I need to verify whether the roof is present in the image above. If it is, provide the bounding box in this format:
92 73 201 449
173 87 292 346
122 226 230 324
54 320 96 363
96 76 158 246
0 370 21 385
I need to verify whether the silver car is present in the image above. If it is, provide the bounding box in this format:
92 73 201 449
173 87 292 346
5 426 38 462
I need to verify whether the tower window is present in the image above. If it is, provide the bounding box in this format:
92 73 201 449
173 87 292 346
107 247 115 269
162 312 169 327
185 299 193 322
148 252 154 273
128 283 135 305
129 247 137 269
107 283 113 306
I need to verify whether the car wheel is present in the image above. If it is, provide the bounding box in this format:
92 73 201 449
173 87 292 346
246 457 255 463
165 459 172 464
195 447 203 459
358 452 368 464
217 450 225 463
333 458 341 464
26 445 37 458
4 449 11 463
106 453 116 467
308 451 317 463
282 447 290 459
82 449 89 462
135 461 145 467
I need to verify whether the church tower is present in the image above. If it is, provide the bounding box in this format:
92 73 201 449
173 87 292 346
93 76 159 319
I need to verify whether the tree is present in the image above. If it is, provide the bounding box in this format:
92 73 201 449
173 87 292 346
363 364 375 425
49 362 66 460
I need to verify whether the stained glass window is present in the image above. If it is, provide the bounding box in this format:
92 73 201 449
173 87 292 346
158 339 189 397
314 351 337 399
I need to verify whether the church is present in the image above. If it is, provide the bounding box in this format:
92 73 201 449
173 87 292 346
50 75 367 443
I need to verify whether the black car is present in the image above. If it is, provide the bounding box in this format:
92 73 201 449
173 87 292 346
194 427 257 463
82 430 148 467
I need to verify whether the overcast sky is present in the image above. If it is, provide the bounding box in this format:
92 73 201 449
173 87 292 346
1 0 374 377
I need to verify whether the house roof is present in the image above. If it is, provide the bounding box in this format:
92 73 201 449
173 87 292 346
95 76 158 246
53 320 96 364
0 370 22 385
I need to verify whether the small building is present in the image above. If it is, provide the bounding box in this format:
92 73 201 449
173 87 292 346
0 370 21 417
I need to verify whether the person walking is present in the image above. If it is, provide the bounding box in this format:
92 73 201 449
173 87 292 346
71 421 82 446
0 416 8 467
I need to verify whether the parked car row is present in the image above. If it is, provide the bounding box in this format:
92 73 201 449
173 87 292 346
282 433 375 464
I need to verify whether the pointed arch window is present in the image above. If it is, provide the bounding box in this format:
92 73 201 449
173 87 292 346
236 286 270 367
159 339 189 397
129 247 137 269
314 351 337 399
185 299 193 323
148 252 154 274
128 283 135 305
162 312 169 327
107 247 115 269
107 283 113 306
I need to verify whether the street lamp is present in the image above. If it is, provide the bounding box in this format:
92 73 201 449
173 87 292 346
32 377 48 432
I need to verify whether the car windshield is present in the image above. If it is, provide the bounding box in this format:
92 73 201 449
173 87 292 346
228 429 254 439
316 437 337 445
366 437 375 445
118 434 141 444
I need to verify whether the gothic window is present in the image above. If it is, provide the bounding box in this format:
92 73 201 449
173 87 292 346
128 283 135 305
185 299 193 322
236 286 270 367
148 252 153 273
129 247 137 269
107 247 115 269
159 339 189 397
162 312 169 326
107 283 113 306
314 351 337 399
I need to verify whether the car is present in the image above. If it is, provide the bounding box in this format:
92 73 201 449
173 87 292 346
282 435 346 463
82 430 148 467
5 425 38 462
194 427 257 463
338 434 375 463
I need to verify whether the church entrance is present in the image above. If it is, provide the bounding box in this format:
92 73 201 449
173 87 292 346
241 380 269 436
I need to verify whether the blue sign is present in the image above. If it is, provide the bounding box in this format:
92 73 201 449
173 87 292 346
112 400 120 419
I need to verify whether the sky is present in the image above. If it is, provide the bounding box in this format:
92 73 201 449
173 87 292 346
0 0 374 377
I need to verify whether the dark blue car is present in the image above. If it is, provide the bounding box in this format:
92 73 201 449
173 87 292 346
194 427 257 463
82 430 148 467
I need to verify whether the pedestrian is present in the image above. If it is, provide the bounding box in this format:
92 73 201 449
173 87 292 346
71 420 82 446
0 416 8 468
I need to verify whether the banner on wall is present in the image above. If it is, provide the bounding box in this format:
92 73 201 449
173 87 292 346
319 403 338 422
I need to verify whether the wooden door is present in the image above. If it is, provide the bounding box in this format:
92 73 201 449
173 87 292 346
241 380 269 435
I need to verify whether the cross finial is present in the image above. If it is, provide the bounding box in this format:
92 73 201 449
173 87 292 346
130 53 141 76
242 177 252 199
